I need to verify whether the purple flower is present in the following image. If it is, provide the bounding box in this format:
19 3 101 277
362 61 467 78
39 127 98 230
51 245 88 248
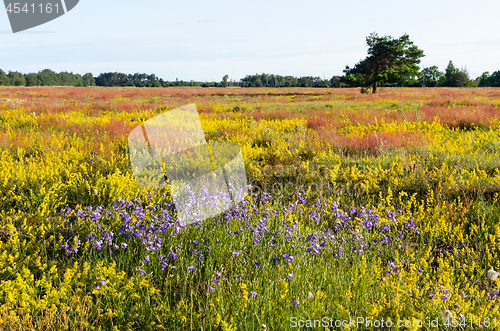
213 280 219 286
255 261 261 266
215 272 221 278
232 250 240 256
139 269 145 275
490 289 499 299
453 304 459 309
417 268 423 274
288 273 293 280
291 298 299 306
93 240 103 250
188 264 196 270
460 292 465 299
99 279 106 284
441 295 447 301
161 262 167 270
208 286 214 292
93 282 99 290
249 291 257 298
379 277 385 283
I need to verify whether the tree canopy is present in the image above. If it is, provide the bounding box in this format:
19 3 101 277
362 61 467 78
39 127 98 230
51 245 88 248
420 66 443 87
343 32 424 93
478 71 500 87
441 61 470 87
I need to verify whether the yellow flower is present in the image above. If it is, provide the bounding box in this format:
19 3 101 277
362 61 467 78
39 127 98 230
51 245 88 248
240 283 249 308
279 281 288 299
214 313 221 327
220 320 237 331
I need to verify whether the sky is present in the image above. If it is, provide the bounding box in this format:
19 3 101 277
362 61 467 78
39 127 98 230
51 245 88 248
1 0 500 82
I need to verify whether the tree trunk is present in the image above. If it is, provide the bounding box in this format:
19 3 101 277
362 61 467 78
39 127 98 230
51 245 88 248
372 80 377 93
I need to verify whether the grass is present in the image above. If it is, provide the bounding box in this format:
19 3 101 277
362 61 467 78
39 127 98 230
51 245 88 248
1 86 500 330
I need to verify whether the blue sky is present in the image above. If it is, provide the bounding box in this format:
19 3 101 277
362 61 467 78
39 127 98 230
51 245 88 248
1 0 499 81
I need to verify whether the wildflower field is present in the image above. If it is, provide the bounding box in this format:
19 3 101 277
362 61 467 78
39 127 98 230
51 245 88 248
2 86 500 330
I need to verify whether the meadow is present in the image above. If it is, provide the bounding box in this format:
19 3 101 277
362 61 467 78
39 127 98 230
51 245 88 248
1 86 500 330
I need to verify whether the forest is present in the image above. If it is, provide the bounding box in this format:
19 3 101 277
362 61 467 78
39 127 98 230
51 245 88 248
1 64 499 88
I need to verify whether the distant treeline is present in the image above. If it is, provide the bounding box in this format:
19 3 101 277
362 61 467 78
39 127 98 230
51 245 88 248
0 69 95 87
0 66 499 88
477 71 500 87
240 74 336 87
0 69 340 88
418 61 500 88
